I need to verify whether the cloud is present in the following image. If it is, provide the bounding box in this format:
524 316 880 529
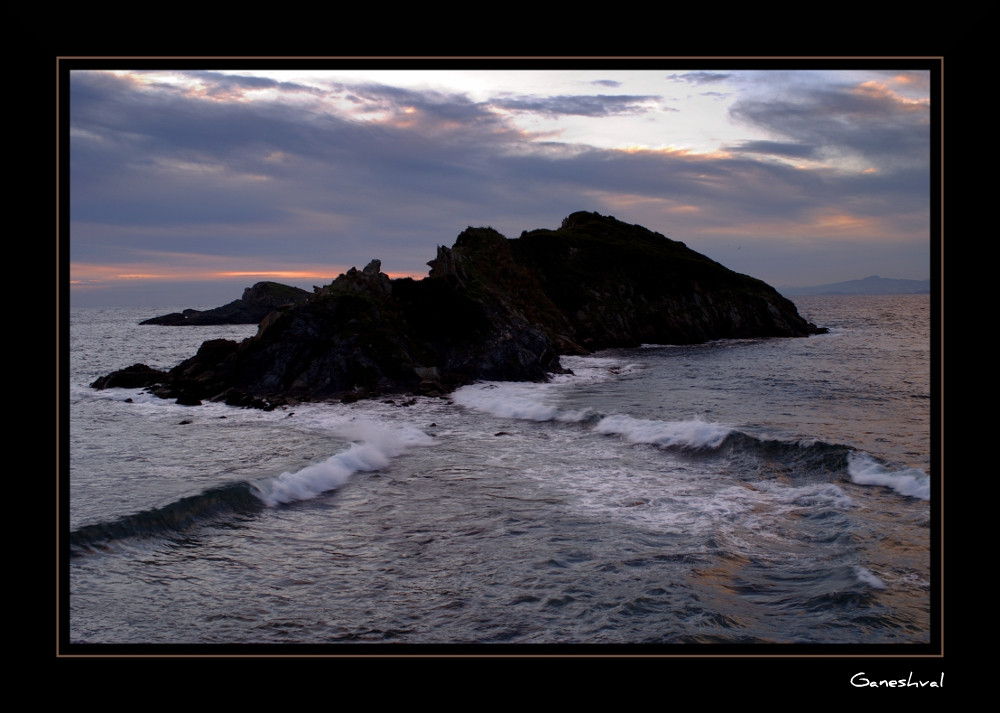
728 74 930 172
488 94 662 117
723 140 820 159
68 67 931 304
72 70 925 238
327 80 490 122
70 71 549 272
130 70 327 102
667 72 733 85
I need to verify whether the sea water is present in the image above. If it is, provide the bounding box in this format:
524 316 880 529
64 294 934 646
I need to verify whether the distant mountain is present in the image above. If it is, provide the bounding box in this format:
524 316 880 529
780 275 930 296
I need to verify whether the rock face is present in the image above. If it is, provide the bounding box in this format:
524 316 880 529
89 363 168 390
139 281 311 325
512 211 820 345
94 212 826 407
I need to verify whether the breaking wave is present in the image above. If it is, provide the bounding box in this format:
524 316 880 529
70 420 435 556
252 421 434 506
847 451 930 500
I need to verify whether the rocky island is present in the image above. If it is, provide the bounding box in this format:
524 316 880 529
92 212 826 408
139 281 312 325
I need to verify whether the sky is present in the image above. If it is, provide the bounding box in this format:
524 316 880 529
65 60 936 308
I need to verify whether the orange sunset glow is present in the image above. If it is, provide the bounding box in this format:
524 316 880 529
71 262 426 288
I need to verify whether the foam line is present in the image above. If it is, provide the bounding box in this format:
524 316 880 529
853 566 888 589
252 421 434 506
451 383 591 422
847 452 930 500
594 414 733 450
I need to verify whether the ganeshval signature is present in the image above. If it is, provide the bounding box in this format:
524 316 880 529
851 672 943 688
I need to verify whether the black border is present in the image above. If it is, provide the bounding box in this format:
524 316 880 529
56 57 945 681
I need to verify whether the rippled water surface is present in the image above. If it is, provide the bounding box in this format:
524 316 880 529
66 295 934 647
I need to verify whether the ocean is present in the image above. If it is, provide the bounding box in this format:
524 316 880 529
64 294 935 648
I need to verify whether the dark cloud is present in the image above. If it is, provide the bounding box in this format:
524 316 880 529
193 71 325 100
483 132 917 229
489 94 661 117
69 72 539 270
729 80 929 171
68 69 930 305
667 72 733 85
328 81 492 122
591 80 622 88
724 140 819 159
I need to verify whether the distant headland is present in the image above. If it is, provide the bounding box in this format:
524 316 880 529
139 282 312 325
94 212 827 408
780 275 930 296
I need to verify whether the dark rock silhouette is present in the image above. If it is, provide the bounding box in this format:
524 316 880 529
139 281 311 325
94 212 826 408
90 363 168 390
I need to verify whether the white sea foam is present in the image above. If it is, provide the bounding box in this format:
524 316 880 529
454 380 734 452
252 421 434 506
555 355 644 383
594 414 733 450
847 452 930 500
747 481 853 514
451 382 591 422
854 565 888 589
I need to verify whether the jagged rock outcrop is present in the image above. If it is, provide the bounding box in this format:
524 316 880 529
512 211 820 346
139 281 311 325
94 212 826 407
90 363 168 390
